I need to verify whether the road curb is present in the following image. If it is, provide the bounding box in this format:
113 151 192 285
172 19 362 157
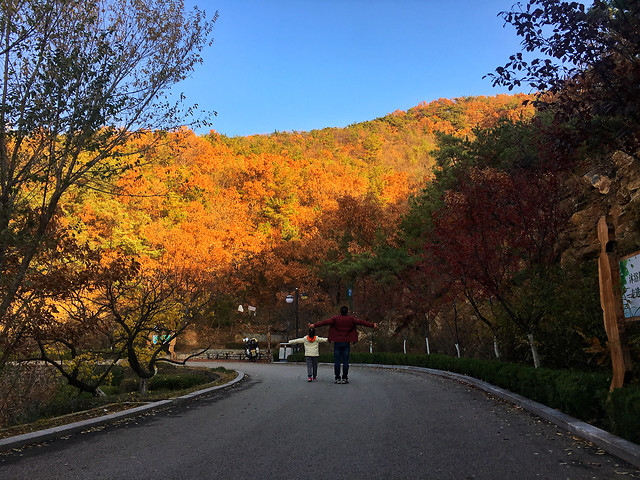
357 363 640 468
0 370 245 453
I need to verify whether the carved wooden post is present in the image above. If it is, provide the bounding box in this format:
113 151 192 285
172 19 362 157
597 216 633 391
168 337 177 360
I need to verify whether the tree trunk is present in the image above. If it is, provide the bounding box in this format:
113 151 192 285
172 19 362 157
493 335 500 359
425 336 430 355
139 377 150 395
527 333 540 368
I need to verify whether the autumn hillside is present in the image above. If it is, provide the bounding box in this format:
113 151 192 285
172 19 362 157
217 94 533 181
60 95 533 338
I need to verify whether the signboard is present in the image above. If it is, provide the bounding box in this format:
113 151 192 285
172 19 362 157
619 251 640 320
152 333 171 345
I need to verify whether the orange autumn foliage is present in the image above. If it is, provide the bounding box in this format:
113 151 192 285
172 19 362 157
62 94 532 313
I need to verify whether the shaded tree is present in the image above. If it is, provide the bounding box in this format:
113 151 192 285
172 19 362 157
428 166 568 367
487 0 640 158
0 0 216 365
96 263 211 394
22 249 137 396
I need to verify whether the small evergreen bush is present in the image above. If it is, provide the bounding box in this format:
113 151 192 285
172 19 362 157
119 378 139 393
603 384 640 443
149 374 205 391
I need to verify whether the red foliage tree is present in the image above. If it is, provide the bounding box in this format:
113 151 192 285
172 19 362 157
427 166 568 367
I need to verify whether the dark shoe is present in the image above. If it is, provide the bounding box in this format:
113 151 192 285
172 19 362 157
313 377 317 381
343 378 349 384
335 378 341 384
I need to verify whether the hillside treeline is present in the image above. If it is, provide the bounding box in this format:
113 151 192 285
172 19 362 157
60 94 534 344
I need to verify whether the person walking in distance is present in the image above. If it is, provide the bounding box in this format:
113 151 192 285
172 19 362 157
310 306 377 384
288 328 329 382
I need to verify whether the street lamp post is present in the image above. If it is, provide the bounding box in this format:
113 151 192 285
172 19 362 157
285 288 307 349
285 288 299 339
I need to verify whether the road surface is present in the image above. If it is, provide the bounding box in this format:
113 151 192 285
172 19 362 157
1 361 638 479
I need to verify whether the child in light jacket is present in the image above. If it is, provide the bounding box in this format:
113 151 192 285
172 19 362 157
288 328 329 381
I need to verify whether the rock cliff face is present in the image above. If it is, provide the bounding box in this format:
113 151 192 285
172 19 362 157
562 152 640 265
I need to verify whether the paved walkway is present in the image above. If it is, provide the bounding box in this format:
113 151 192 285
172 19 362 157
1 362 639 479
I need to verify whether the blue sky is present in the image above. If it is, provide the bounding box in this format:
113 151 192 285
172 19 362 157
179 1 531 137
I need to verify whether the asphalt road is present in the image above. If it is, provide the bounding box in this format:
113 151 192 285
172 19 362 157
1 361 639 480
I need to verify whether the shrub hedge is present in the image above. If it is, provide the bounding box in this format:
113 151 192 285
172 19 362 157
117 370 217 393
149 374 206 391
287 351 639 444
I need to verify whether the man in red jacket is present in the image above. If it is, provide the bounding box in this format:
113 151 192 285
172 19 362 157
310 306 377 384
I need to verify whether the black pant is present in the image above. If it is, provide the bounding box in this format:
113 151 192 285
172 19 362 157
333 342 350 379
